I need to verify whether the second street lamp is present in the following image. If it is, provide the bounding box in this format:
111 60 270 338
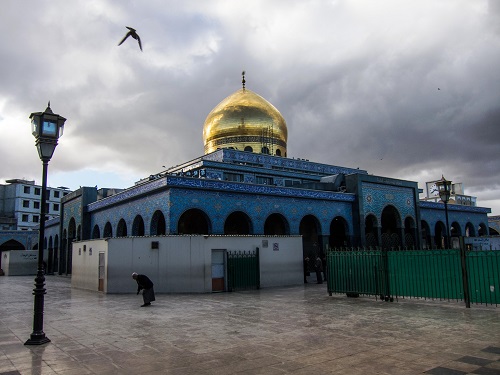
437 175 452 249
25 102 66 346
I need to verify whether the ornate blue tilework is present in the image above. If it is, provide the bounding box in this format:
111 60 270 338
361 182 416 222
419 202 490 236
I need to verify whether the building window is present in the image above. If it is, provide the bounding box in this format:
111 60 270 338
34 201 40 209
53 203 59 211
33 216 39 223
256 176 273 185
34 188 41 195
23 200 30 208
22 214 29 222
54 191 60 198
24 186 30 194
284 179 301 187
224 172 243 182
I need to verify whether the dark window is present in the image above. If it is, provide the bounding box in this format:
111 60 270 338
256 176 273 185
224 173 243 182
244 146 253 152
33 216 39 223
34 201 40 209
54 191 60 198
24 186 30 194
285 179 301 187
53 203 59 211
22 214 29 222
23 200 30 208
34 188 41 195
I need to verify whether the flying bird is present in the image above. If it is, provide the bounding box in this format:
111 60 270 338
118 26 142 51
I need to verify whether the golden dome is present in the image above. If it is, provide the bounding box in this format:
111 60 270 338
203 88 288 156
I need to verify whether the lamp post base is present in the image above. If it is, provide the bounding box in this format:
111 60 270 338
25 271 50 346
25 334 50 346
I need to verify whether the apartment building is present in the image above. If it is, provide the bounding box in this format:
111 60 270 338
0 179 70 230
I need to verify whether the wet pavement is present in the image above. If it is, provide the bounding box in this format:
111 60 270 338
1 275 500 375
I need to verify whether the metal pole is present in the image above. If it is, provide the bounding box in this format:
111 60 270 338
25 159 50 345
459 237 471 308
444 201 450 249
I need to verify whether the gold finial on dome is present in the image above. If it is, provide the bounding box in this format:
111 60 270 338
242 70 246 90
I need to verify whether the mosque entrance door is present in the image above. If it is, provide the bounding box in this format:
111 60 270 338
381 206 402 249
211 249 226 292
330 216 348 248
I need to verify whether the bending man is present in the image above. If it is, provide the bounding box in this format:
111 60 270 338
132 272 155 307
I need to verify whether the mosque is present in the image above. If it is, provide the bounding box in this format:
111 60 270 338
42 74 491 275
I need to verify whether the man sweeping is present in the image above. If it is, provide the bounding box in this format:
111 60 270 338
132 272 155 307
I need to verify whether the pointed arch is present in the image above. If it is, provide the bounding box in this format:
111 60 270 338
404 216 416 249
264 213 289 235
117 219 127 237
434 221 446 249
103 222 113 238
465 222 476 237
224 211 252 235
365 214 378 247
330 216 349 248
92 225 101 239
421 220 432 249
381 205 402 249
300 214 320 258
0 239 25 251
178 209 210 235
132 215 145 236
150 210 166 235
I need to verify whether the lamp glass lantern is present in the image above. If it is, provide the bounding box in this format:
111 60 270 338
437 176 452 203
30 103 66 161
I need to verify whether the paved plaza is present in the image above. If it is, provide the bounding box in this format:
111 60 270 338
1 276 500 375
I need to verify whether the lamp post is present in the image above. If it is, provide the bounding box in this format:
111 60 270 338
437 175 452 249
25 102 66 346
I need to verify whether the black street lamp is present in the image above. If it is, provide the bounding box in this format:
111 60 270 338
437 175 452 249
25 102 66 346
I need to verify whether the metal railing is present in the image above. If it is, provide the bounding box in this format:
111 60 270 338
327 245 499 307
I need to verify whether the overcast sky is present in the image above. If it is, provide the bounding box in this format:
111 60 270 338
1 0 499 216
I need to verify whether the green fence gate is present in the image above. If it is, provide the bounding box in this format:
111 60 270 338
327 248 500 307
227 249 260 292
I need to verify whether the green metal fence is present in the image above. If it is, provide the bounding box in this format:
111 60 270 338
227 249 260 292
327 248 500 307
467 250 500 305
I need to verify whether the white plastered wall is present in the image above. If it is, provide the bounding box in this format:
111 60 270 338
71 235 303 293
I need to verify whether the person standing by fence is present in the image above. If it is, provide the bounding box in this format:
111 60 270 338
314 256 323 284
303 257 310 283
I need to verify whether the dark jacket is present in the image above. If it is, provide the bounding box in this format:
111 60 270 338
135 274 154 292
